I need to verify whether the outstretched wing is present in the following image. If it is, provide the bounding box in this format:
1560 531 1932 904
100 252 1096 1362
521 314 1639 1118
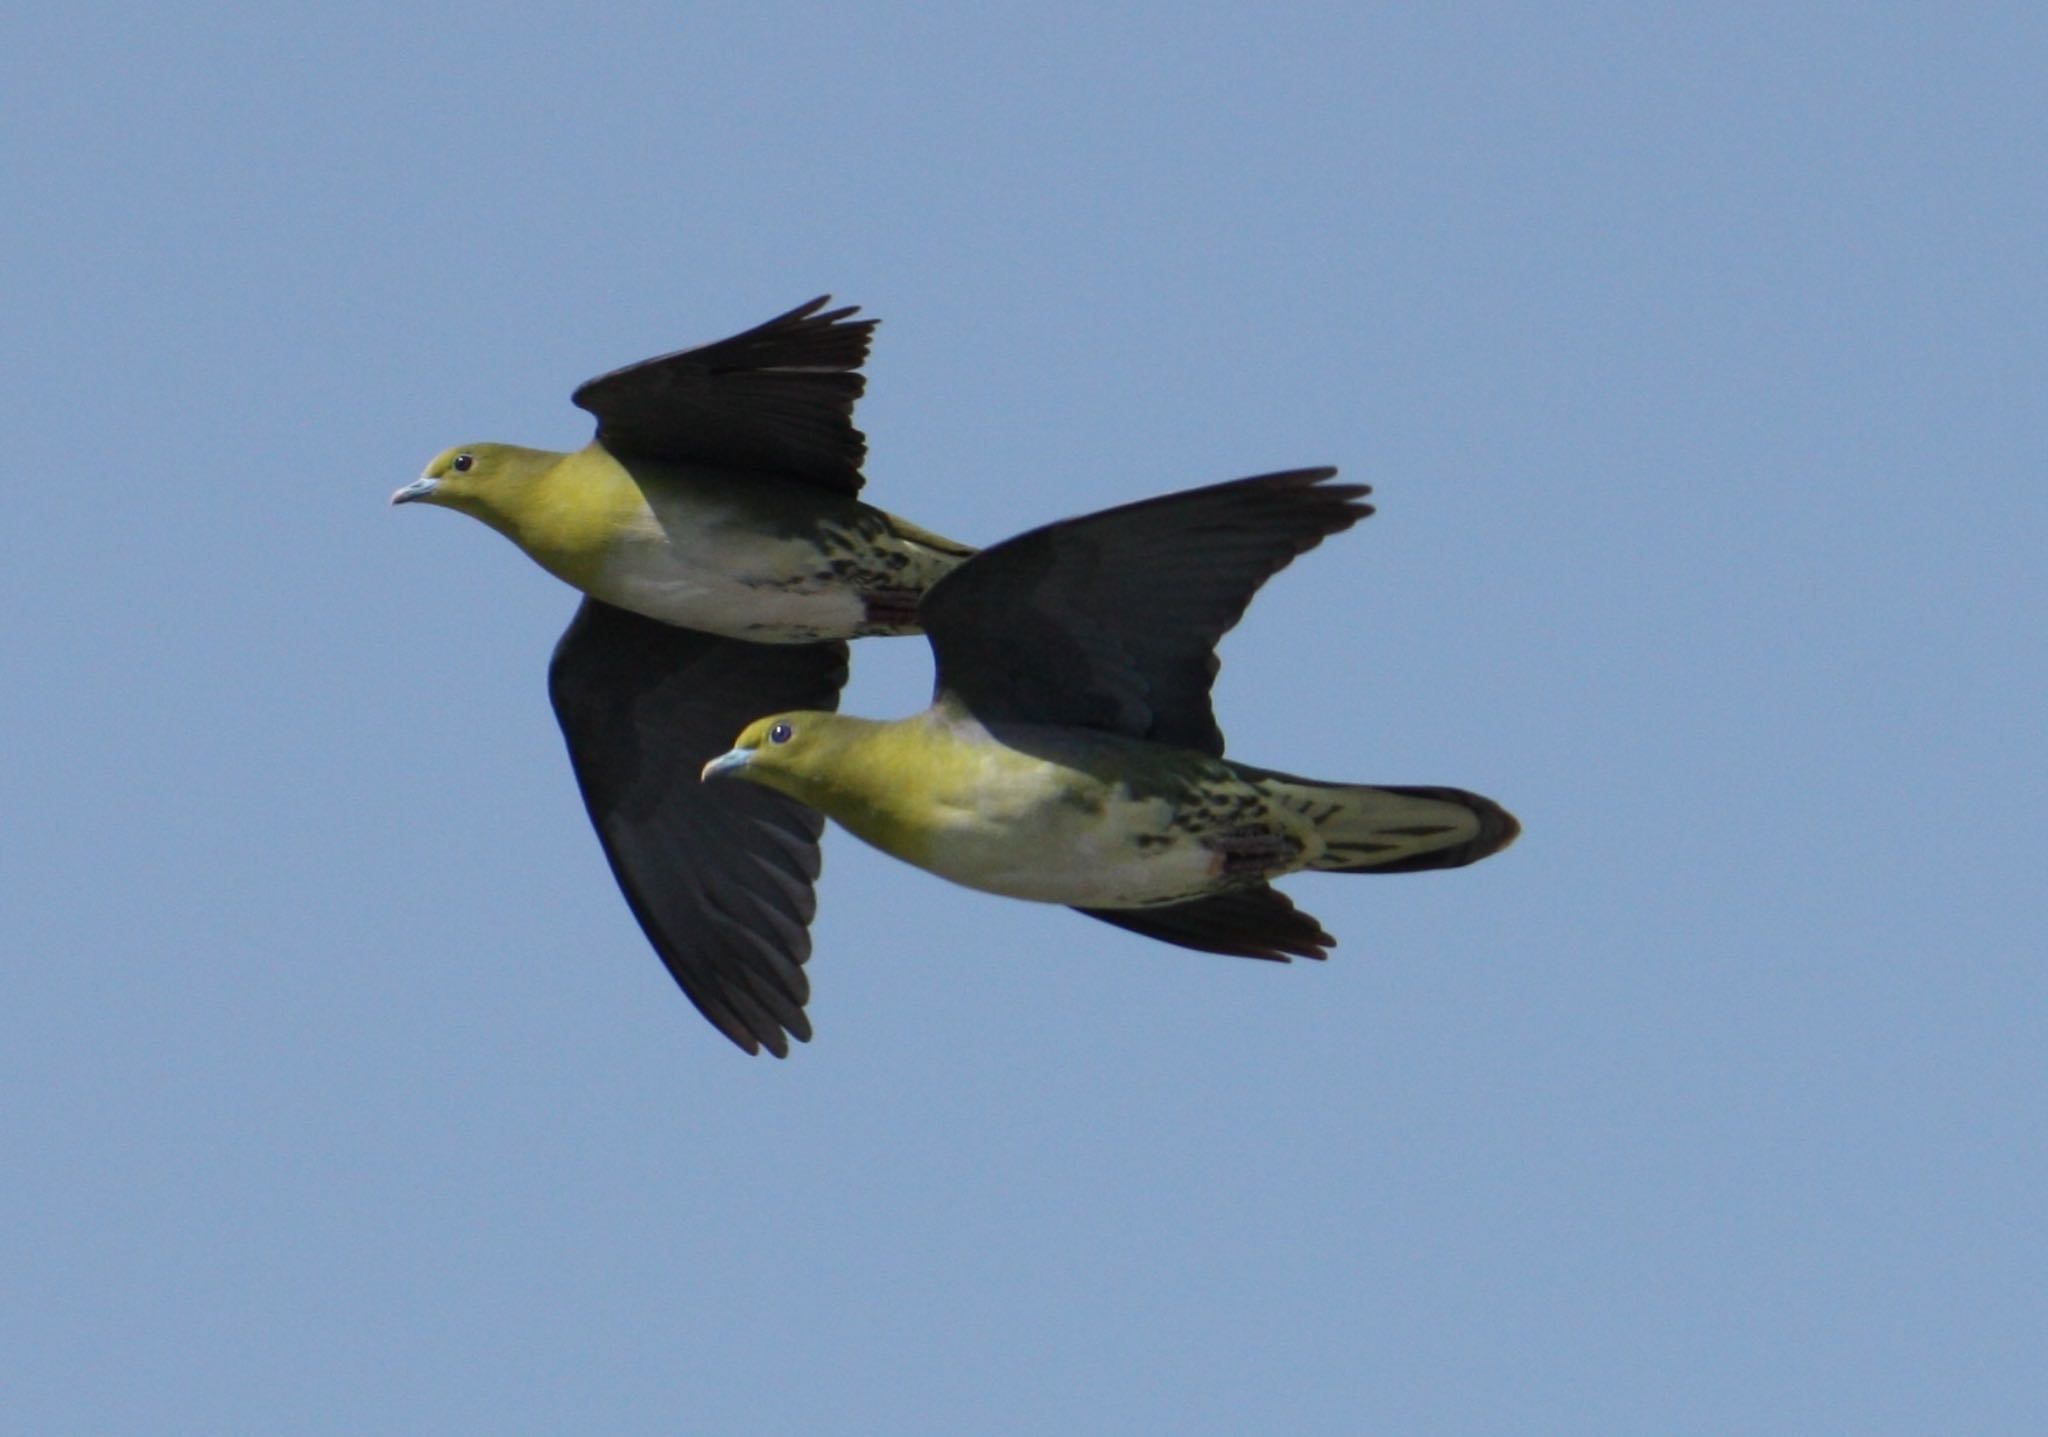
548 599 850 1057
571 296 874 494
919 469 1372 755
1074 884 1336 961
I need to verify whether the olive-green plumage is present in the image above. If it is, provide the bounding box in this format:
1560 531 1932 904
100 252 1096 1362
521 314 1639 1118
394 298 972 1056
705 469 1518 964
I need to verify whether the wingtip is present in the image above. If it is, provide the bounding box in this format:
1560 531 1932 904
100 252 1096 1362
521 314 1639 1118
704 1000 809 1059
780 293 870 330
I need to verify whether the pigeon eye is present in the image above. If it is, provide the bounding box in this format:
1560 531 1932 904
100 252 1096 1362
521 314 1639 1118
452 453 475 473
769 722 793 745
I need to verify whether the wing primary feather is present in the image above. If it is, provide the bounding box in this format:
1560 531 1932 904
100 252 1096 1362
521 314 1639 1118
921 467 1372 754
570 297 877 493
1073 884 1337 961
548 599 849 1056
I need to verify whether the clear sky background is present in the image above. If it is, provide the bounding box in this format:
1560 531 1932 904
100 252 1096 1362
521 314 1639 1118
4 5 2042 1433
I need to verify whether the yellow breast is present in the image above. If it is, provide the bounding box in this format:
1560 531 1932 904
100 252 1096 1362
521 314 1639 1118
507 445 659 593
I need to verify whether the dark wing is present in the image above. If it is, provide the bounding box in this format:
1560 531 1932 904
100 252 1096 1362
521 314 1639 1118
571 296 874 495
1074 885 1335 961
548 599 850 1057
919 469 1372 756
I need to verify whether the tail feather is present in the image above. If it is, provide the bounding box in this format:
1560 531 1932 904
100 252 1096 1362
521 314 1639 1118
1238 765 1519 875
1310 782 1520 874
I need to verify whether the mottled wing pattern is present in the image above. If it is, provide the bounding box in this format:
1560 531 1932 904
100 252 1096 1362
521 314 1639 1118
1074 884 1336 961
572 296 874 494
920 469 1371 755
548 599 850 1056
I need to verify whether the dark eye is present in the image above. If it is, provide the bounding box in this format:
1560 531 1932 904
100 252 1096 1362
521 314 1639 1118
452 453 475 473
769 722 793 745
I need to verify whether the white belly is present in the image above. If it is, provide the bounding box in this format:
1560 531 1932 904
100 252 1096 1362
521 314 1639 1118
590 512 869 642
909 754 1224 909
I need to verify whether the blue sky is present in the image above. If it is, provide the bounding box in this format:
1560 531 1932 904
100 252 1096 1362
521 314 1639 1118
4 5 2042 1433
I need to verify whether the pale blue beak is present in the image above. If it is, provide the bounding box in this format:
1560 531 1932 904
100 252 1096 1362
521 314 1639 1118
701 747 754 782
390 475 440 505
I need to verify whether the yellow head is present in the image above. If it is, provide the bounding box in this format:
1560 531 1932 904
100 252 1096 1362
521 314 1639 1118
701 711 854 805
390 443 562 532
